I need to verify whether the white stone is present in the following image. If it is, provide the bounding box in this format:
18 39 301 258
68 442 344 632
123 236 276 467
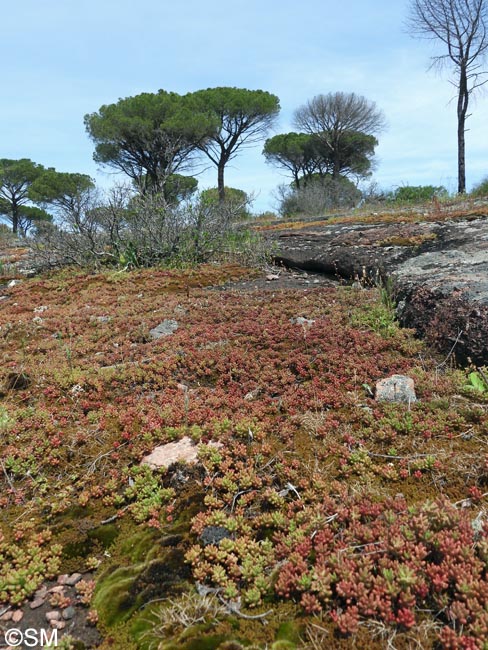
141 437 221 469
375 375 417 404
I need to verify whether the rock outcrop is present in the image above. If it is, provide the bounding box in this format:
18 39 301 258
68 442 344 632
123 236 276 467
271 215 488 364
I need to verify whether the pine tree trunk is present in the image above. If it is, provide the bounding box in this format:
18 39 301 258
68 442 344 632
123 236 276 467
217 162 225 203
12 202 19 235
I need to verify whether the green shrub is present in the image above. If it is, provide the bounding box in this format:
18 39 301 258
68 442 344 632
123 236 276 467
200 187 251 221
470 176 488 198
392 185 448 203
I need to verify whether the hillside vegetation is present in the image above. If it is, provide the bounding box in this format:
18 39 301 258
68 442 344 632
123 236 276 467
0 251 487 649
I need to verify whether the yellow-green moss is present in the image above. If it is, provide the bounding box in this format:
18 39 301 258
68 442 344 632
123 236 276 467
378 233 437 247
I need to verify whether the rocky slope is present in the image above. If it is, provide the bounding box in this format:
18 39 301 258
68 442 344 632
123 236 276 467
268 207 488 364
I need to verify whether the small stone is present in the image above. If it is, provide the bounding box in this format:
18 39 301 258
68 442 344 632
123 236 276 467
289 316 315 327
266 274 280 281
0 610 13 621
30 597 45 609
375 375 417 404
149 319 179 340
65 572 82 586
141 437 222 470
46 610 61 622
200 525 232 546
57 574 69 585
34 586 48 600
244 388 261 401
62 606 76 620
51 620 66 630
48 585 65 594
11 610 23 623
472 512 485 535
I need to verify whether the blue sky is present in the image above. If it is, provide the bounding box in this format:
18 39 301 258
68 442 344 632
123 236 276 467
2 0 488 213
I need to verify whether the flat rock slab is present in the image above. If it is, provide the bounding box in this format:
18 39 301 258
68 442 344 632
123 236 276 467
272 216 488 364
141 437 221 469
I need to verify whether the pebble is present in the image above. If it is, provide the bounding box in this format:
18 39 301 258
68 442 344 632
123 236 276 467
57 574 69 585
289 316 315 327
66 573 83 586
34 586 48 599
0 610 13 621
46 610 61 622
62 606 76 620
29 597 45 609
51 620 66 630
49 585 66 594
11 610 23 623
244 388 261 401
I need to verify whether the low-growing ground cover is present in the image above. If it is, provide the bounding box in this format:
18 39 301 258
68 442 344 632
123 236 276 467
255 197 488 232
0 263 487 649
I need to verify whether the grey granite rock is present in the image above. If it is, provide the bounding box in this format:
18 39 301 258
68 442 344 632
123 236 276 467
272 215 488 364
375 375 417 404
149 319 179 340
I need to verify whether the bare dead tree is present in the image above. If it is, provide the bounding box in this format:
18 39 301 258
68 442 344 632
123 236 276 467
293 93 386 179
407 0 488 193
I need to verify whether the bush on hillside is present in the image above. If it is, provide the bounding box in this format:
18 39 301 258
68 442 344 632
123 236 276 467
392 185 448 203
32 185 266 270
470 176 488 198
277 174 361 217
200 187 252 221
